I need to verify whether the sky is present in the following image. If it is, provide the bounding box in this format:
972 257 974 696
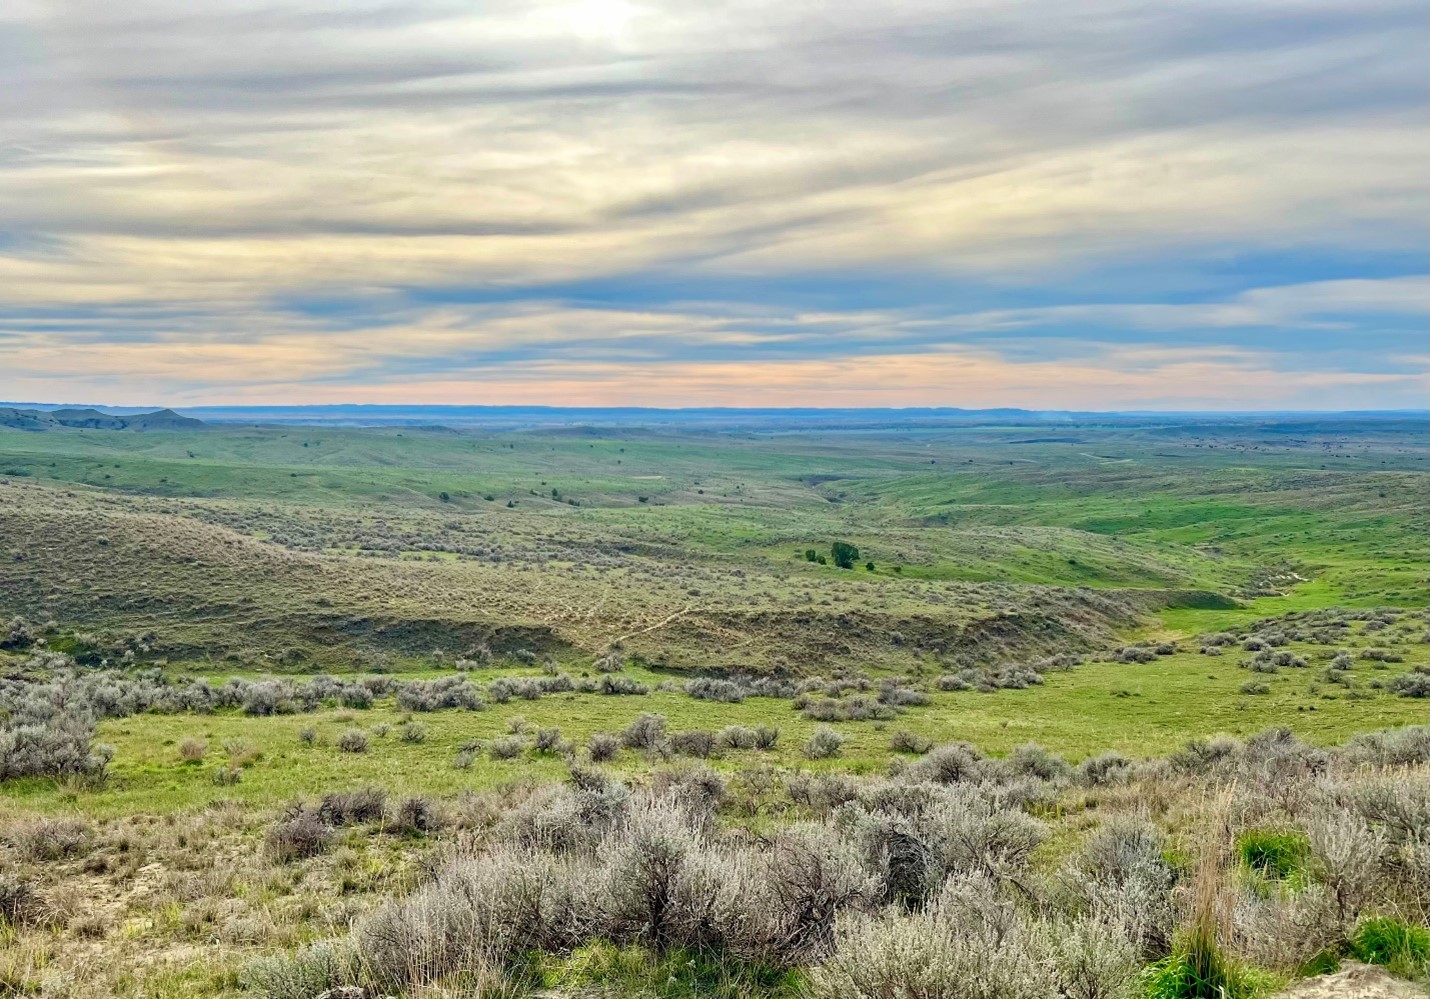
1 0 1426 410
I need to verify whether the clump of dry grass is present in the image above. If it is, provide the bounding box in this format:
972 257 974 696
6 816 93 862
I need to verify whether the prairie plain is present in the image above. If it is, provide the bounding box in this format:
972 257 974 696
0 412 1426 998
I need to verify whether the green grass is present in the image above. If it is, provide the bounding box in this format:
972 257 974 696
1236 829 1311 880
1348 917 1430 979
1143 929 1279 999
4 627 1425 818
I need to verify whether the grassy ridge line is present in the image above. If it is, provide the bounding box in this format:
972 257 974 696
0 482 1169 670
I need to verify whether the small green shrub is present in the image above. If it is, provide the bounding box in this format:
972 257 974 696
1349 916 1429 978
1236 829 1309 880
1143 929 1273 999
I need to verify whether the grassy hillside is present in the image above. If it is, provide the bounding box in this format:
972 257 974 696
0 418 1424 671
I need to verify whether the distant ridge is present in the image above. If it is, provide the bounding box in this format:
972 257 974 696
1 403 1423 432
166 404 1428 430
0 406 205 432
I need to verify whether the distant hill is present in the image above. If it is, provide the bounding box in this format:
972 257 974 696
0 407 205 432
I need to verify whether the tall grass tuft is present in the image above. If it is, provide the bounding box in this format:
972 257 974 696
1145 802 1273 999
1348 916 1430 979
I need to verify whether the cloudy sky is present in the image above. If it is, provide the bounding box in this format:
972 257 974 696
1 0 1426 409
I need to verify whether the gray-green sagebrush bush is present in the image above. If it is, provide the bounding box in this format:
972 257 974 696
243 724 1430 999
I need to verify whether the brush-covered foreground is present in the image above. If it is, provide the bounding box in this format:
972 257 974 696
2 724 1428 998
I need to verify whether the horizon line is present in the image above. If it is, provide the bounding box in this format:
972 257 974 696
5 401 1427 418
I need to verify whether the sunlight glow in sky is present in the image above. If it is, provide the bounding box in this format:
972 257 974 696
1 0 1426 408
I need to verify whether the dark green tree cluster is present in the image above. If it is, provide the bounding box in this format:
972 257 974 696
831 541 859 569
802 542 862 569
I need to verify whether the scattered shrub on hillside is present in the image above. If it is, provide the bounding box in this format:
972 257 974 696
8 817 92 862
1076 751 1134 787
353 847 597 990
1170 736 1239 775
1064 814 1177 956
751 725 780 750
1390 673 1430 698
394 796 445 836
268 808 333 861
0 616 35 650
716 725 758 751
319 787 387 826
808 872 1136 999
488 676 544 702
178 737 207 762
598 674 648 695
1009 742 1071 782
1305 810 1384 922
803 726 846 759
670 730 716 758
685 678 746 702
336 729 370 754
533 727 565 753
399 721 427 744
242 681 292 716
397 677 484 712
878 682 929 708
905 743 983 784
223 737 262 768
0 669 113 781
622 713 668 750
800 695 897 722
0 872 47 928
588 732 621 762
488 735 525 760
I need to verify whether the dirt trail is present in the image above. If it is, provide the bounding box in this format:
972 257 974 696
1277 963 1426 999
